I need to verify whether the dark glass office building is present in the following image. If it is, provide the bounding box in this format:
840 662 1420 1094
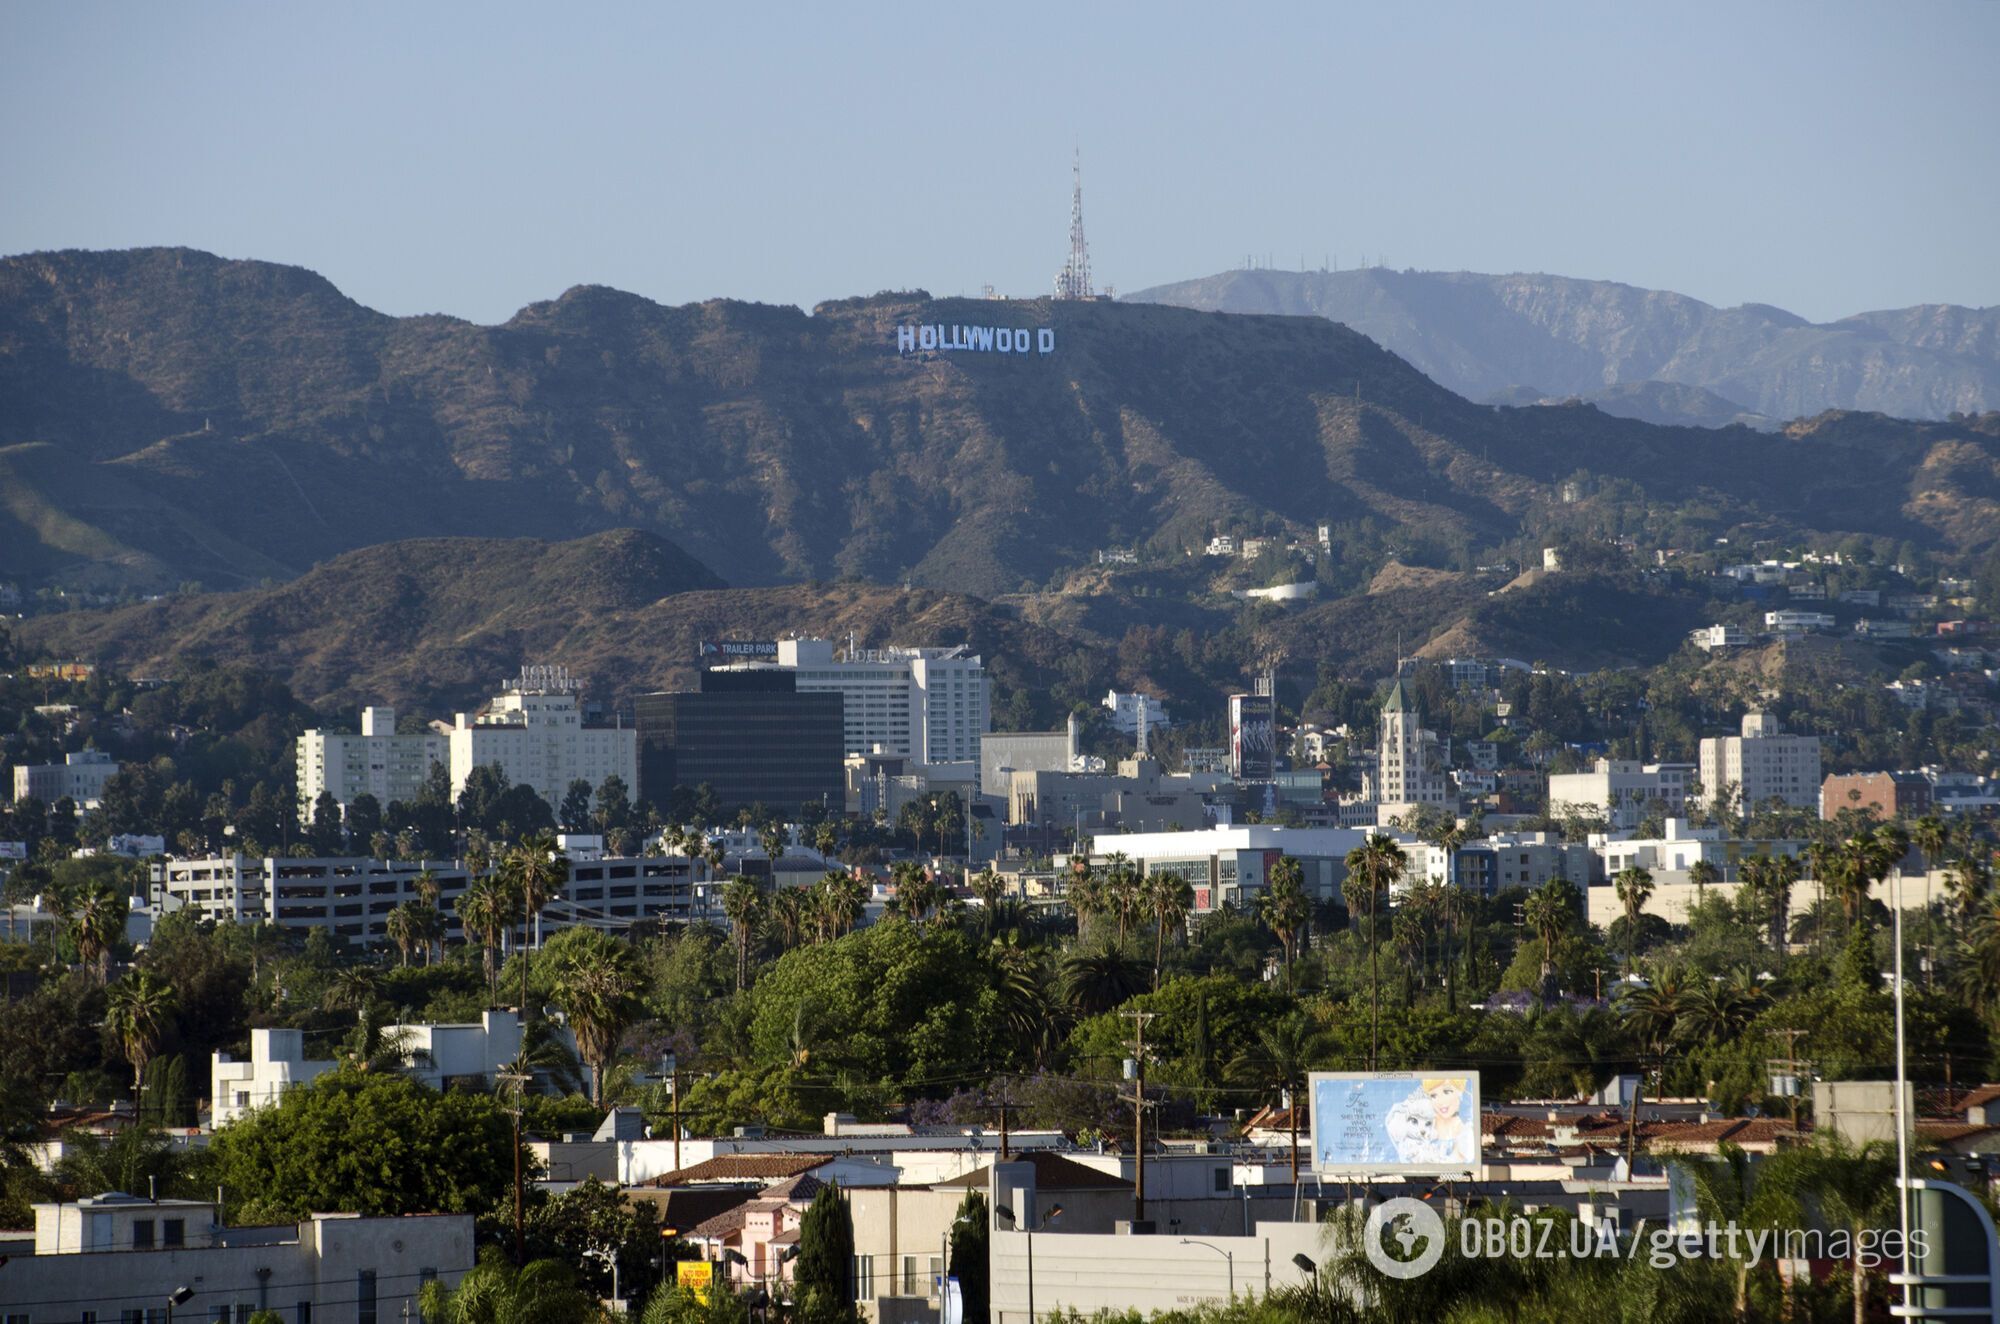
635 669 845 815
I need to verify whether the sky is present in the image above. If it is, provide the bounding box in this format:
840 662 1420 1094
3 2 1997 326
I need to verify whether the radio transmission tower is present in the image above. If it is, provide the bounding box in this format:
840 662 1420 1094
1053 151 1092 300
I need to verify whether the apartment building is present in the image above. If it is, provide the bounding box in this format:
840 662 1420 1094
447 670 637 809
1546 758 1695 830
1698 712 1823 814
295 705 445 823
10 749 119 805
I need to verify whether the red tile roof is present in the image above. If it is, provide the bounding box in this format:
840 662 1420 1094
646 1155 827 1187
934 1151 1131 1191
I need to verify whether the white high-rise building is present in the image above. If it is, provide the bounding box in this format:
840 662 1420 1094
448 668 638 810
295 706 446 822
1377 681 1449 809
755 640 991 764
1699 711 1822 815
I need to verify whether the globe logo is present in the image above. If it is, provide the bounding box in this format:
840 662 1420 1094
1363 1196 1446 1280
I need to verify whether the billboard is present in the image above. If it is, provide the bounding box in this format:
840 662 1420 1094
1229 693 1275 781
676 1261 712 1304
699 640 778 661
1308 1071 1481 1176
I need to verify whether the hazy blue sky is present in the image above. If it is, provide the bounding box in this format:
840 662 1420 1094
4 2 1995 325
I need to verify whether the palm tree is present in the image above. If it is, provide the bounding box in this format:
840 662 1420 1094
505 831 570 1021
813 820 840 859
385 902 420 968
1612 865 1654 971
970 868 1007 937
411 901 444 967
1676 968 1768 1044
1687 858 1719 906
412 868 442 911
1227 1011 1332 1186
1066 861 1106 942
106 971 176 1096
1616 964 1689 1064
547 930 643 1108
1764 854 1800 947
1146 873 1195 988
1104 854 1141 944
74 883 128 983
506 831 570 951
768 887 809 951
721 877 763 991
1521 876 1579 998
1060 947 1145 1017
1342 834 1405 1067
1910 813 1949 882
456 874 519 999
1257 856 1311 995
1759 1133 1899 1324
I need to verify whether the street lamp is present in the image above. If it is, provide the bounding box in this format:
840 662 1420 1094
1291 1253 1318 1277
995 1203 1062 1324
1178 1239 1234 1300
166 1286 194 1324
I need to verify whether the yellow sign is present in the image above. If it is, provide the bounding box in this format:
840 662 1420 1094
677 1260 713 1305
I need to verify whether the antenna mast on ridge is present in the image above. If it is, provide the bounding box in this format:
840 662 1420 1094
1054 150 1093 300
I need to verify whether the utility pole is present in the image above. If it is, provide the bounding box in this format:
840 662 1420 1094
498 1067 531 1265
1121 1009 1156 1223
1770 1029 1809 1128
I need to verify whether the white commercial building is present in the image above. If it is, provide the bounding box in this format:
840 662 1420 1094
748 639 990 764
210 1012 571 1126
1546 758 1695 831
1698 712 1823 814
448 669 638 809
295 705 446 823
10 749 119 805
1766 609 1836 634
9 1194 472 1324
1083 825 1373 912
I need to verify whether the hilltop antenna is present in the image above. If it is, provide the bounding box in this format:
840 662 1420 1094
1054 150 1093 300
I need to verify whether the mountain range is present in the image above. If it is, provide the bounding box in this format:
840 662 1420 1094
5 248 1998 610
1126 267 2000 425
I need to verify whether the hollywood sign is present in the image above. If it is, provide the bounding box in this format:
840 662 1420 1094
896 324 1055 355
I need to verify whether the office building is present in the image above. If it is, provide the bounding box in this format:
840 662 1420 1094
153 852 701 945
1821 771 1933 822
735 639 989 763
295 705 446 823
447 667 637 810
980 718 1079 797
635 670 845 815
10 749 119 805
1546 759 1695 831
1699 712 1822 815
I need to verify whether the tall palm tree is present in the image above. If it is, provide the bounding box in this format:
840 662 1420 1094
721 877 763 991
1521 875 1579 998
1067 862 1106 942
547 929 643 1108
411 901 444 967
1258 855 1311 995
1616 964 1689 1063
412 868 442 911
1759 1133 1900 1324
1910 813 1949 882
1060 947 1145 1017
505 831 570 1021
1612 865 1654 971
385 902 419 968
456 874 519 998
506 831 570 951
813 820 840 860
1343 834 1405 1067
106 971 176 1096
1765 854 1800 947
74 883 128 983
1146 873 1195 989
1103 853 1141 944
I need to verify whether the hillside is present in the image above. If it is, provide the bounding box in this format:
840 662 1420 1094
4 249 2000 603
1126 267 2000 423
